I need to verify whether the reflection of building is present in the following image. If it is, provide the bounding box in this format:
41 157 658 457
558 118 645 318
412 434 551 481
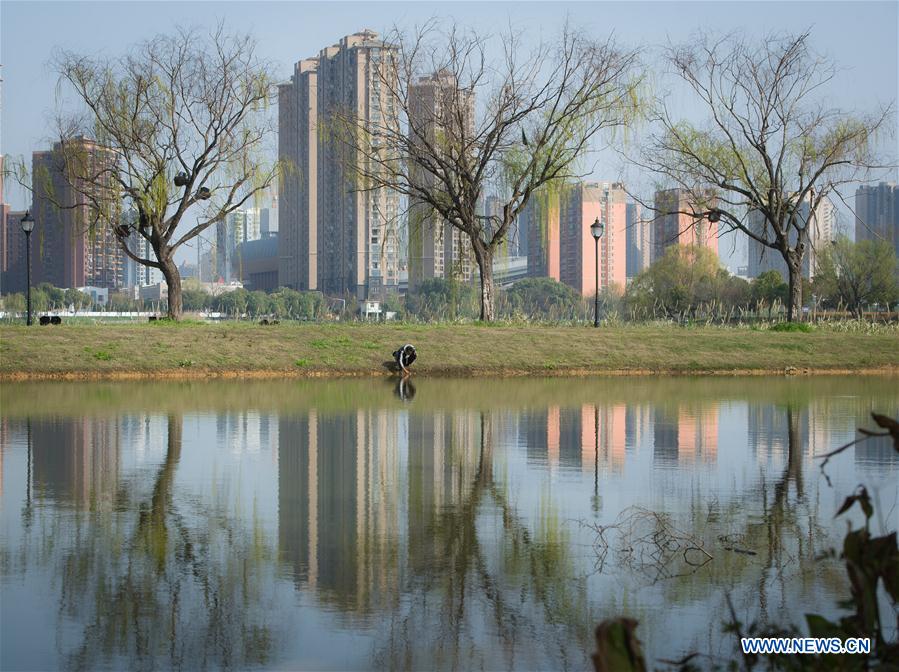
216 412 274 455
653 405 718 464
407 410 480 570
278 409 401 614
748 404 832 463
625 404 651 453
30 417 120 507
527 405 561 469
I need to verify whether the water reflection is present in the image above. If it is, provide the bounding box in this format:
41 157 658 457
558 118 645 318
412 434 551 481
1 377 897 670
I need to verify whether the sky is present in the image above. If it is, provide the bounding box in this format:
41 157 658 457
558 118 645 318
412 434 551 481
1 0 897 270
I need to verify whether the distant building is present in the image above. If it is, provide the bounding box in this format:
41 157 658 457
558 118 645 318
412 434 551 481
525 190 561 281
625 201 651 278
0 154 8 285
261 200 279 238
179 261 199 279
651 188 718 264
238 235 279 292
855 182 898 268
77 286 108 306
31 138 124 290
526 182 628 296
280 32 401 299
278 58 318 291
2 211 27 293
318 31 400 299
122 214 164 289
559 182 628 295
407 70 475 290
216 208 263 282
746 195 834 280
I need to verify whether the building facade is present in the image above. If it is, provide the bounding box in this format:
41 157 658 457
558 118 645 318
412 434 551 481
279 31 401 299
559 182 628 295
625 201 651 278
216 208 263 283
407 70 475 290
317 31 400 299
855 182 898 268
525 190 561 281
746 195 835 280
2 211 27 293
30 139 124 290
651 188 719 264
279 59 318 291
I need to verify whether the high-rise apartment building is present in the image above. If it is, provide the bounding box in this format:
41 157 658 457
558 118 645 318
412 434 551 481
2 211 27 293
318 31 400 299
746 195 834 279
625 201 651 278
279 59 318 291
525 190 561 281
216 208 262 282
651 188 719 264
279 31 400 299
0 154 9 285
30 139 124 290
559 182 628 295
407 70 475 289
855 182 898 266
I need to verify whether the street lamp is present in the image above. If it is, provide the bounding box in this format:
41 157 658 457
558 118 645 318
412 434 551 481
590 216 605 328
20 211 35 326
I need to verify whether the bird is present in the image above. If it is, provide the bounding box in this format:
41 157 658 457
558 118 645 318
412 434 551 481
521 128 529 147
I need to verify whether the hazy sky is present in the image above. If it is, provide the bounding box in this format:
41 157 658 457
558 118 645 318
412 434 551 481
2 1 897 269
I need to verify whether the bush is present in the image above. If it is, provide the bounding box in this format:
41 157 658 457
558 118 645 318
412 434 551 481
769 322 813 333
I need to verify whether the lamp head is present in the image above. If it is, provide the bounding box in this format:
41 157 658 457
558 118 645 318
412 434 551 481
20 211 35 234
590 217 605 240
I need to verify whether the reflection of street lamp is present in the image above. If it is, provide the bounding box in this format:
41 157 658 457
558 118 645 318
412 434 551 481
590 217 605 328
20 211 35 326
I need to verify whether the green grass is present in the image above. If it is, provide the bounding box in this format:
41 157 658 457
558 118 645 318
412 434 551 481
1 322 897 379
770 322 814 333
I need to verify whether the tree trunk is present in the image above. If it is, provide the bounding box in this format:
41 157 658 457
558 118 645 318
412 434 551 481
472 240 495 322
160 255 183 320
785 253 803 323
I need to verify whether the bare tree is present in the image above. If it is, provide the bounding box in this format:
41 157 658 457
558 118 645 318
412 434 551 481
39 25 278 319
334 22 641 321
637 31 893 321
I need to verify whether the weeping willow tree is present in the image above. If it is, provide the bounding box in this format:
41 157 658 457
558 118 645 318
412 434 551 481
637 31 893 322
333 22 641 321
37 25 279 319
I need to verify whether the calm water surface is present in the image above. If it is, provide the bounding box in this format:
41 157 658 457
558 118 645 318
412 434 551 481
1 377 897 671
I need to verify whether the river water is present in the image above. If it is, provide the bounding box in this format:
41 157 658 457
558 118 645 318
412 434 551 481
1 377 897 670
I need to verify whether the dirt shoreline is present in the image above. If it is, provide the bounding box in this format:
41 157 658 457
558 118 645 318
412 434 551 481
3 365 897 382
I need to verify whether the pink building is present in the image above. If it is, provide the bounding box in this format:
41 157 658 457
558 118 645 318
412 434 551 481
651 188 719 263
559 182 627 296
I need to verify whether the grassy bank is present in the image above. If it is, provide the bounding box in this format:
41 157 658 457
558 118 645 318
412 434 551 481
1 322 897 380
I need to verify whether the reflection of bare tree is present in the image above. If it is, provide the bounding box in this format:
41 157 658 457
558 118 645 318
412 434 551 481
374 411 594 671
20 414 277 671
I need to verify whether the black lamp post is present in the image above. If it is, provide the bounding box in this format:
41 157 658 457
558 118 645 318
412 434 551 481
20 211 35 326
590 216 605 328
